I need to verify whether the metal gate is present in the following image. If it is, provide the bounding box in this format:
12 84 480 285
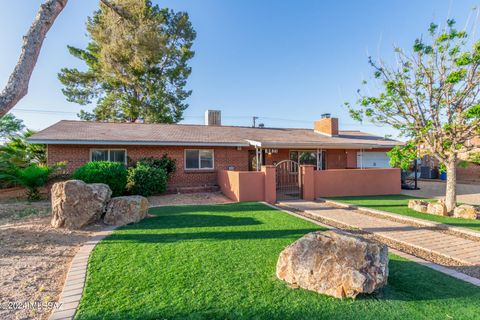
275 160 301 200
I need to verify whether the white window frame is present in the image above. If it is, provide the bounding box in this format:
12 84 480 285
89 148 127 165
184 149 215 170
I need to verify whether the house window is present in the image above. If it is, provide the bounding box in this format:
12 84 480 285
90 149 127 164
289 150 326 170
185 149 214 170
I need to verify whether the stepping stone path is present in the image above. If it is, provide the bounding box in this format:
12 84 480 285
279 201 480 266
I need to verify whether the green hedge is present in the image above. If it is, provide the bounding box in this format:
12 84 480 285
127 164 167 197
73 161 127 196
136 155 176 176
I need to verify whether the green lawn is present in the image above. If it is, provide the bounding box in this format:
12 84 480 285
327 194 480 232
75 202 480 320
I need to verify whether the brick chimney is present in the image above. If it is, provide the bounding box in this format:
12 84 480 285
314 113 338 136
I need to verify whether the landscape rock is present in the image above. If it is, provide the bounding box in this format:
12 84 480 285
427 200 448 216
408 199 428 213
276 230 388 299
453 205 479 220
408 199 427 209
104 196 149 226
51 180 112 229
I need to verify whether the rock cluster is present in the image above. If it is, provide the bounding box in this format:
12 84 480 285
408 199 448 216
51 180 149 229
409 199 478 219
276 230 388 299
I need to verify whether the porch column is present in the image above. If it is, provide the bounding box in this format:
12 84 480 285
360 149 364 169
301 165 315 201
261 165 276 204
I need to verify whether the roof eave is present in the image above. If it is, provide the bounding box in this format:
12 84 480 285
26 139 250 147
251 141 402 149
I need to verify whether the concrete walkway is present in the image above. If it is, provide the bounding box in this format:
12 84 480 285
401 180 480 205
279 201 480 266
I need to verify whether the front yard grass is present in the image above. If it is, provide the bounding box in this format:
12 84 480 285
327 194 480 232
75 202 480 319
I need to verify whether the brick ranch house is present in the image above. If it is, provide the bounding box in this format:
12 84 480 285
28 112 403 202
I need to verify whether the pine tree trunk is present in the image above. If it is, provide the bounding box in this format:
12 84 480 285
445 156 457 212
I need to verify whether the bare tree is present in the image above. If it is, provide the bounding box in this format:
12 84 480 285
0 0 128 117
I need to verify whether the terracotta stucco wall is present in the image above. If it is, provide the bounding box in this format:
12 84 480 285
314 168 401 197
48 144 249 188
217 170 266 202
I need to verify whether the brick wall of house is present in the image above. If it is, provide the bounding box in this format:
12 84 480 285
457 162 480 183
48 145 394 188
48 144 249 188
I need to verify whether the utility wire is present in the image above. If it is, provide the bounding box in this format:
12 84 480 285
11 108 381 127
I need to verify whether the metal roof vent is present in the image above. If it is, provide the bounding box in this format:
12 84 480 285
205 110 221 126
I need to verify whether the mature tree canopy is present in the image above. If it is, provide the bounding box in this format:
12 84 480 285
347 19 480 211
58 0 196 123
0 114 25 140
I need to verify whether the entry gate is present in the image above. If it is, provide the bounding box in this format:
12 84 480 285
275 160 301 200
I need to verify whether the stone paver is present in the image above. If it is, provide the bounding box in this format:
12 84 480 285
280 201 480 266
49 226 116 320
401 180 480 205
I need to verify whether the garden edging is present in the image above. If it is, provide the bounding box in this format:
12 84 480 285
318 197 480 241
49 226 117 320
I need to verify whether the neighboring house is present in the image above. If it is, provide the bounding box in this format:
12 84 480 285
28 111 402 196
457 136 480 184
421 136 480 184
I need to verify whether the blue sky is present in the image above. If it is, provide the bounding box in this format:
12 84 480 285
1 0 478 138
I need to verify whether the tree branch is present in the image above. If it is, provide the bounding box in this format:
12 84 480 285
0 0 68 117
99 0 132 20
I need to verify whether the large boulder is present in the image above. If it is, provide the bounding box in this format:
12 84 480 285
427 200 448 216
408 199 428 213
104 196 149 226
276 230 388 299
51 180 112 229
453 205 479 220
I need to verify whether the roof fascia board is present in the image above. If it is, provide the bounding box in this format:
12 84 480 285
257 142 400 149
26 139 249 147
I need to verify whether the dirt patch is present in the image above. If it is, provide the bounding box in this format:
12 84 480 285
0 200 102 319
0 201 51 226
148 192 233 207
0 187 48 203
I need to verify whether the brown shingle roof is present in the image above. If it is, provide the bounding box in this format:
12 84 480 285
28 120 402 149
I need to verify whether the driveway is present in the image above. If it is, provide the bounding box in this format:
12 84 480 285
401 180 480 205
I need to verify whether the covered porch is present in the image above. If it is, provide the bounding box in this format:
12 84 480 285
246 140 393 171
